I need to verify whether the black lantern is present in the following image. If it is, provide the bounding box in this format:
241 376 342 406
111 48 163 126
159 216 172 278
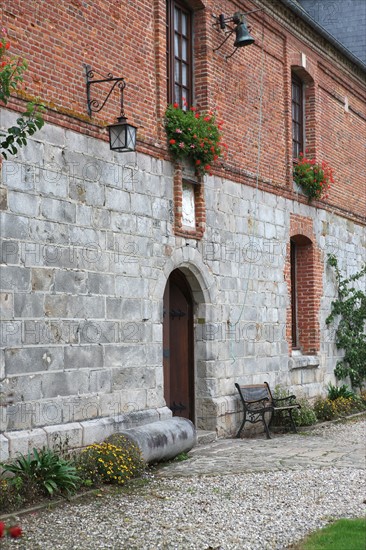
85 65 137 152
108 116 137 153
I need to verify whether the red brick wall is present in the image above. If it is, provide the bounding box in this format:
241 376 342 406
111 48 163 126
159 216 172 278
1 0 365 221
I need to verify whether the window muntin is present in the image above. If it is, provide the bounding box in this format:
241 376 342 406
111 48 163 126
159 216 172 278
292 73 304 158
167 0 192 108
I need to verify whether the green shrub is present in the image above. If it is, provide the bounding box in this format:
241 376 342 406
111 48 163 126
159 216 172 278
360 389 366 405
77 435 145 487
313 395 364 421
271 386 317 427
0 447 81 497
313 397 334 421
0 477 26 513
327 383 355 400
292 398 318 426
326 255 366 389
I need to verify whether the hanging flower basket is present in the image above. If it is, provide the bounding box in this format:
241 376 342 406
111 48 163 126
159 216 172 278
164 102 227 176
293 153 334 202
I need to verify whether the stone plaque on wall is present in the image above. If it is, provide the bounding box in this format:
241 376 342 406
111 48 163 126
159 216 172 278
182 181 196 228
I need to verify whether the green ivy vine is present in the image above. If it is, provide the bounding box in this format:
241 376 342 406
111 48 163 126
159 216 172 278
326 254 366 388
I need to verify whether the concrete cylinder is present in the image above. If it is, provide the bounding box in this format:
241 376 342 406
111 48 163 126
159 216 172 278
118 417 196 463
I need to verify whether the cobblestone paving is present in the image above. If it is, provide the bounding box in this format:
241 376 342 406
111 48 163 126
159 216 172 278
156 418 366 477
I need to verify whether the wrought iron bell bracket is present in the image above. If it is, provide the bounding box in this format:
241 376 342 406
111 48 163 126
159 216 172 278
212 8 263 59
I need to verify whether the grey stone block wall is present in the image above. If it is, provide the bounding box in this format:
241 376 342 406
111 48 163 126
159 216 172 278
1 111 365 441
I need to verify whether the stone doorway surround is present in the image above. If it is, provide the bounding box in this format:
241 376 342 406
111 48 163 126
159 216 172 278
153 246 217 430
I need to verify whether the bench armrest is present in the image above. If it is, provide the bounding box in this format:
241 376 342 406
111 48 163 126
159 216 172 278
246 397 271 405
272 395 297 405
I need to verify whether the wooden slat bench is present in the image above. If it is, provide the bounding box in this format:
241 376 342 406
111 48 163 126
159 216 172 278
235 382 301 439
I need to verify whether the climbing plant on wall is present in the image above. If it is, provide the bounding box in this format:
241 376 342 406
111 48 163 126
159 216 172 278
326 254 366 388
0 27 44 159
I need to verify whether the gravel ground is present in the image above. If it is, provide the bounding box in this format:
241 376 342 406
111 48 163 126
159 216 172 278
1 421 365 550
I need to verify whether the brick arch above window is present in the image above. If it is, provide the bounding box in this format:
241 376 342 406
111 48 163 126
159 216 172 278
180 0 205 9
285 215 323 355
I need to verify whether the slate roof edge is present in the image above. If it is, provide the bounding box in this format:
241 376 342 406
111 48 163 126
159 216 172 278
278 0 366 73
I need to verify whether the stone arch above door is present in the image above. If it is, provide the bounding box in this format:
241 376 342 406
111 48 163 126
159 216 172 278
152 245 217 322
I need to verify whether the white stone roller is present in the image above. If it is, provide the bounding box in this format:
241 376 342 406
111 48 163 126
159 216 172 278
118 417 197 463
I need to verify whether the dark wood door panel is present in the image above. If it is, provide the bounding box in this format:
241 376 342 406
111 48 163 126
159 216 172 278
163 270 194 421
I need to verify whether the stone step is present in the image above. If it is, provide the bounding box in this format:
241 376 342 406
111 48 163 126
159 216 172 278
196 430 217 445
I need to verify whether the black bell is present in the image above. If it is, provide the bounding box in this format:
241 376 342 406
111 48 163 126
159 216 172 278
234 21 255 48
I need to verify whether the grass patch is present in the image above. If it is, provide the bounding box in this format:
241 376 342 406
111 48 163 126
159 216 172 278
293 518 366 549
172 452 190 462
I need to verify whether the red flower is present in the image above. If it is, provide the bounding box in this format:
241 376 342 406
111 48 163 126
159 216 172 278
195 160 201 165
190 106 197 111
9 526 22 538
0 522 5 538
5 41 10 49
173 102 179 109
169 139 176 145
195 113 200 119
204 164 211 171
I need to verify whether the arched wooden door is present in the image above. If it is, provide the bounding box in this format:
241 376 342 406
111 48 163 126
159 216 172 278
163 269 194 421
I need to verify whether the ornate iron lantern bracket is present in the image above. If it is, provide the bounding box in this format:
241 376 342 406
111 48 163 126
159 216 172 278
84 64 137 153
85 64 126 118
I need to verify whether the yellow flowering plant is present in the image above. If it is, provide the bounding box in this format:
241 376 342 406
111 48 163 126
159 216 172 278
77 436 145 486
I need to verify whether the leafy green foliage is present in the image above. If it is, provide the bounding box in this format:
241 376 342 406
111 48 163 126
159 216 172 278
292 398 318 426
172 452 190 462
326 254 366 388
164 103 226 175
0 28 44 159
0 477 25 513
1 103 44 158
293 153 333 201
0 56 27 105
0 447 81 497
327 383 355 401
